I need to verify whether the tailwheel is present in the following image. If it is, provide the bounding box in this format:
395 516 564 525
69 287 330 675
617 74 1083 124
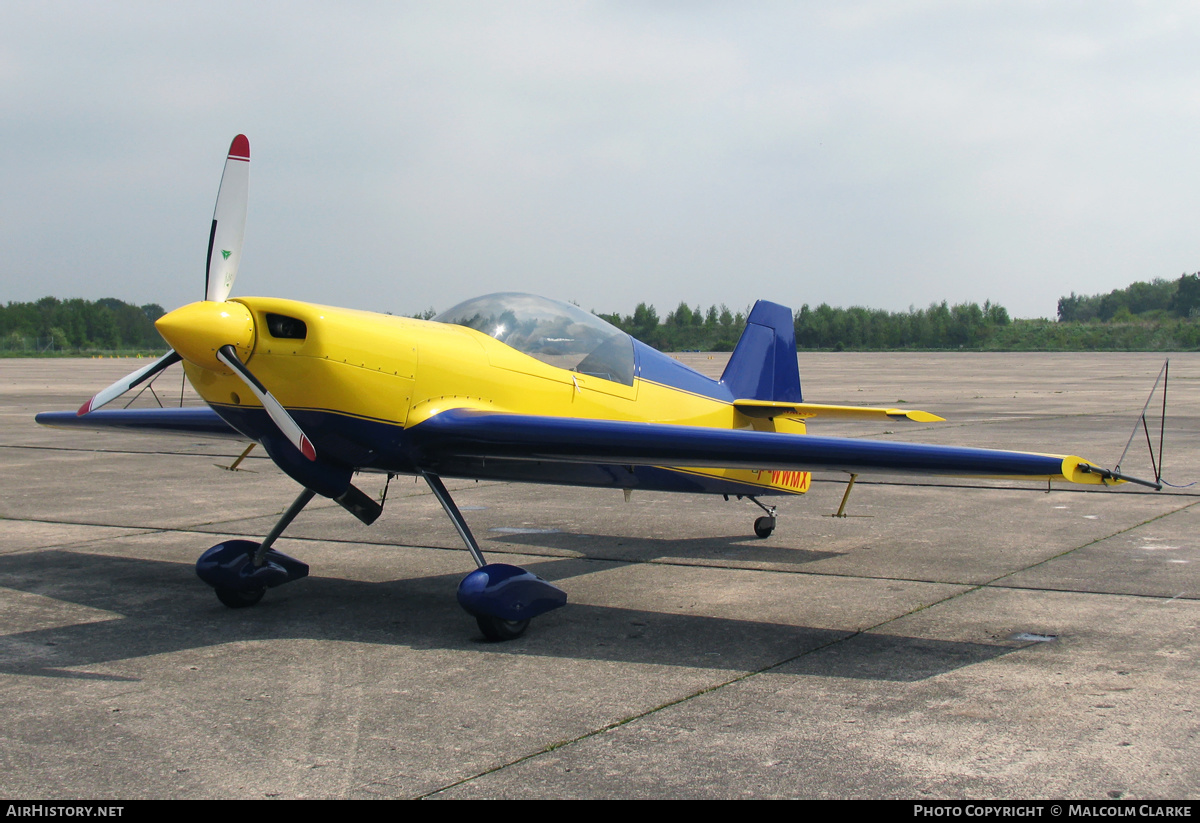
746 496 778 539
476 615 530 642
215 586 265 608
753 515 776 539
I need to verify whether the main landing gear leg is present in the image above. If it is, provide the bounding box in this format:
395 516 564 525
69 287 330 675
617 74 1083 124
421 471 566 641
195 487 314 608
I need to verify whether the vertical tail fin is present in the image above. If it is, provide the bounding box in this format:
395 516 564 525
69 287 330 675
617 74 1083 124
720 300 802 402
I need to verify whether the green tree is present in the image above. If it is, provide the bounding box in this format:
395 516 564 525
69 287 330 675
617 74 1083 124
1169 273 1200 318
630 303 659 340
666 302 694 327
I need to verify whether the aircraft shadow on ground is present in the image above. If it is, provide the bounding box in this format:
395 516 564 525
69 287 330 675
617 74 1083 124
0 550 1018 683
482 530 843 565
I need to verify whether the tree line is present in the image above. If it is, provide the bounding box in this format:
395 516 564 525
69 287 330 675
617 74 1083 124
6 273 1200 355
2 297 165 353
1057 273 1200 323
596 299 1198 352
597 299 1015 351
593 274 1200 352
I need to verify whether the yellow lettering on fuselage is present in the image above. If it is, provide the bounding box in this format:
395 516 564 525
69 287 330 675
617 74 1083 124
671 467 812 494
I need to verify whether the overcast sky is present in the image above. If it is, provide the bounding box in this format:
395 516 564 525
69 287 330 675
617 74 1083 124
4 1 1199 319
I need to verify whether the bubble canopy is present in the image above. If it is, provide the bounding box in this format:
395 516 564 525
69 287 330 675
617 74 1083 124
433 293 636 386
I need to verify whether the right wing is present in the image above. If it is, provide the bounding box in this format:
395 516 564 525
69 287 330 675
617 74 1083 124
36 407 246 440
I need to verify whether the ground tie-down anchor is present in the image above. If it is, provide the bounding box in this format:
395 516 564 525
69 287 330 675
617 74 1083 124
833 473 859 517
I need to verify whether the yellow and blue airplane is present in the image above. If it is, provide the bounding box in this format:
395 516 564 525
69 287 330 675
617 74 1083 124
36 136 1159 640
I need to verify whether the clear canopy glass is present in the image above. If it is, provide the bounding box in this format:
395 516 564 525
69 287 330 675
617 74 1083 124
434 293 635 386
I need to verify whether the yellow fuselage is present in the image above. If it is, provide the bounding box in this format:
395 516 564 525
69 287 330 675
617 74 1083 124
158 297 812 495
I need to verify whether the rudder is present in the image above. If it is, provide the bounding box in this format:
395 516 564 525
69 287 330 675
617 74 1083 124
720 300 802 402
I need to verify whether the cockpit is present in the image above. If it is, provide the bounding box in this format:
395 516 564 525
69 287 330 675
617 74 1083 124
433 293 636 386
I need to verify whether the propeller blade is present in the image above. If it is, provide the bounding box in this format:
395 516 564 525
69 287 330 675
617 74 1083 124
77 350 183 415
205 135 250 303
215 345 316 461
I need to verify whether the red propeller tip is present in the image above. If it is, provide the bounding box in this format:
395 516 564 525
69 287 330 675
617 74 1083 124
228 134 249 161
77 398 94 416
300 435 316 462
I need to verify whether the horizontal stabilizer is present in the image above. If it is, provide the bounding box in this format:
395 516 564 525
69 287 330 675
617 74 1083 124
735 400 945 423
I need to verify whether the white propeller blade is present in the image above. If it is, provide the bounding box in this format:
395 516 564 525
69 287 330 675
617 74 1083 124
205 134 250 303
216 345 316 462
78 136 253 417
77 350 182 415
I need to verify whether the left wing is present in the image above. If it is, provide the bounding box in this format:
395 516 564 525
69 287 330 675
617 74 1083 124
410 408 1149 487
35 407 246 440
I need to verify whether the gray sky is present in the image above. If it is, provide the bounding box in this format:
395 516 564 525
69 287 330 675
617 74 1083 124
4 1 1199 319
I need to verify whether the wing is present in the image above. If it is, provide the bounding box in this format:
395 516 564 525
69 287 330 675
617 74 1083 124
409 408 1140 487
35 407 246 440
